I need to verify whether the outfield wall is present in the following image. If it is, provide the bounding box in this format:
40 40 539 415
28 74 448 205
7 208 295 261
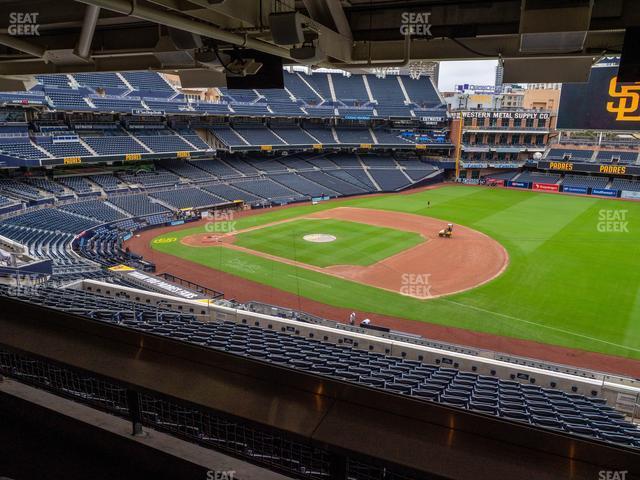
482 178 633 200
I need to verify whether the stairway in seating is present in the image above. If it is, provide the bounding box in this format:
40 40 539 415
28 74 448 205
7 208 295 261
396 76 412 104
362 75 375 103
327 73 337 102
357 155 382 191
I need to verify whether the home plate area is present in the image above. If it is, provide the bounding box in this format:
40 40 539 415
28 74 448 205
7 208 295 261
181 207 508 299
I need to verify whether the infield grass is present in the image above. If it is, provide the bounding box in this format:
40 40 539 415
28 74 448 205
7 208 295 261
233 218 424 267
151 186 640 360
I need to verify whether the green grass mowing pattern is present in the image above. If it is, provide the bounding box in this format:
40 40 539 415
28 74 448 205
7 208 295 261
233 218 424 267
151 186 640 360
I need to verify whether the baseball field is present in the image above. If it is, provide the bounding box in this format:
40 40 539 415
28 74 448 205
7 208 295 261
146 185 640 363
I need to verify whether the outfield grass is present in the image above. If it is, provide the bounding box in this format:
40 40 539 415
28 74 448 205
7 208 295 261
151 186 640 360
233 218 424 267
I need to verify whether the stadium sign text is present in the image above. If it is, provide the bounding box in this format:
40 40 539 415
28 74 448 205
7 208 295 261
599 164 626 175
539 160 640 176
127 270 201 299
460 111 550 120
549 161 573 171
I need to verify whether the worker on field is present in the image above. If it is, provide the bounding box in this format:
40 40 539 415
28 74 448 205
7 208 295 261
349 311 356 326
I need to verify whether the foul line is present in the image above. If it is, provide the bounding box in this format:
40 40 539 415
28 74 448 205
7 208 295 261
440 298 640 353
286 274 330 288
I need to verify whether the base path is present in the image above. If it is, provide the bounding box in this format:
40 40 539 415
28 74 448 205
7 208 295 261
181 207 508 299
125 197 640 377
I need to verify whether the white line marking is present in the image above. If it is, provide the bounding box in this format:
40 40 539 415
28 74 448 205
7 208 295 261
286 274 330 288
440 299 640 353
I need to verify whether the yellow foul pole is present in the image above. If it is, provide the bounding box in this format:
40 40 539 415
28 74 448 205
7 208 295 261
454 114 463 180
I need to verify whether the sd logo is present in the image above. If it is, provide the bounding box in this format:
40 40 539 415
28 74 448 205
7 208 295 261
606 76 640 121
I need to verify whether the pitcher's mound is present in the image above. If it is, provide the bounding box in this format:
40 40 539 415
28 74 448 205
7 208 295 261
303 234 337 243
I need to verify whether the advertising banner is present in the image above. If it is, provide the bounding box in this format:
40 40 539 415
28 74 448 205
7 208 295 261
533 182 559 192
462 162 489 169
485 178 505 186
562 186 588 195
591 188 619 197
490 163 522 169
508 181 530 188
621 190 640 199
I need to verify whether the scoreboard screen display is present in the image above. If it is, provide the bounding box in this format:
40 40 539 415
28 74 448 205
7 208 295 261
558 61 640 131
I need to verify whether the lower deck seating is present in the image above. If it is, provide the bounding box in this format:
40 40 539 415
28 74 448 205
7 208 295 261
324 168 374 191
61 200 127 223
269 173 337 197
119 170 180 188
611 178 640 192
562 175 609 189
516 172 561 184
90 174 125 192
233 127 285 146
151 188 223 209
368 169 412 191
231 178 302 203
0 224 90 272
210 127 249 147
2 208 99 233
335 128 374 144
57 176 94 194
108 194 170 216
202 183 263 204
270 127 317 145
135 130 195 153
303 127 337 144
190 159 243 178
158 159 213 181
81 131 147 155
0 179 51 202
299 171 367 196
485 171 519 181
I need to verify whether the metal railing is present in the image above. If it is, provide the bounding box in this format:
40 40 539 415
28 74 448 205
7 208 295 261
0 345 428 480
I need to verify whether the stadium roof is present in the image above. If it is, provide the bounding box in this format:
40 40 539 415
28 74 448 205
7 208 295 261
0 0 633 87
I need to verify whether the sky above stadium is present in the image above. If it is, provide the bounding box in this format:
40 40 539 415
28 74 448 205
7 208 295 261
438 60 499 91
